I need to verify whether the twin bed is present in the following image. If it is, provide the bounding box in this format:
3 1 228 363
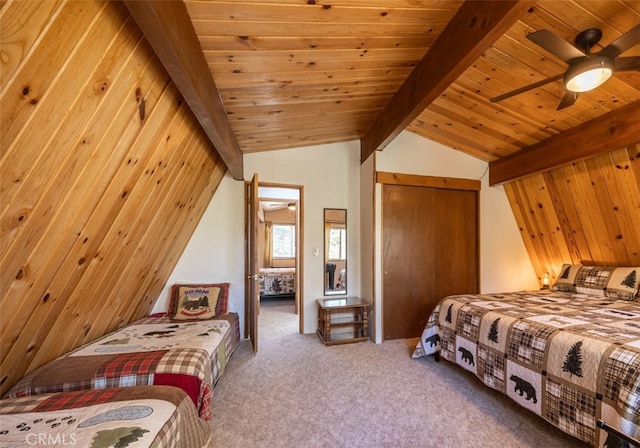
0 386 211 448
1 283 239 448
413 264 640 447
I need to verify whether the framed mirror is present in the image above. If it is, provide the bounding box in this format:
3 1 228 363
324 208 347 295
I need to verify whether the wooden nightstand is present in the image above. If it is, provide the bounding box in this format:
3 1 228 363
316 297 370 345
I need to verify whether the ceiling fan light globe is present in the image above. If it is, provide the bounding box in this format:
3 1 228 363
564 57 614 92
566 68 612 92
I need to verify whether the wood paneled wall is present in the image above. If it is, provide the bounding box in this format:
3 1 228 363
0 0 227 395
504 144 640 286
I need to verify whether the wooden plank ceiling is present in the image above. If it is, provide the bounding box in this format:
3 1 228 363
177 0 640 279
181 0 640 161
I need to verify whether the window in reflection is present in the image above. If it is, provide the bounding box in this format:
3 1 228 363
324 208 346 295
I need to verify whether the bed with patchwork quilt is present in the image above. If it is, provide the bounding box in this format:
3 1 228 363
3 313 240 422
0 385 211 447
259 267 295 299
412 264 640 448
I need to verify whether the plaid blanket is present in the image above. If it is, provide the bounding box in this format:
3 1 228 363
4 313 240 421
0 386 210 447
412 290 640 447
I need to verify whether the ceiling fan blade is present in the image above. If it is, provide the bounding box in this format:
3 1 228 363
490 73 564 103
614 56 640 71
557 91 579 110
599 24 640 58
527 29 586 63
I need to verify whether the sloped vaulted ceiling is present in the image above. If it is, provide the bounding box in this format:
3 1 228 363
0 0 228 395
156 0 640 277
174 0 640 160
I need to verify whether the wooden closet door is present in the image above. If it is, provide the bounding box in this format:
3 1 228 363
382 184 478 340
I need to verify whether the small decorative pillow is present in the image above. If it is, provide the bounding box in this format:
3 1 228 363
552 264 582 293
604 267 640 301
574 265 615 297
168 283 229 320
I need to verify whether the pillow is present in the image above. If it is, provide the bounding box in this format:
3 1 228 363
552 264 582 293
574 265 615 297
604 267 640 301
168 283 229 320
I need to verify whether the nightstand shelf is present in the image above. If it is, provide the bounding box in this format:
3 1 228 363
316 297 370 345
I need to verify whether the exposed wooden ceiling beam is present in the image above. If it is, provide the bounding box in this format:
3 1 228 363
123 0 243 180
360 0 537 162
489 102 640 186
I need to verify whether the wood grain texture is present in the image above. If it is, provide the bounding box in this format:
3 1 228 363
183 0 464 154
0 0 227 395
407 1 640 162
489 102 640 185
504 144 640 287
382 183 478 340
0 0 63 90
124 0 243 180
171 0 640 161
361 0 537 160
180 0 639 158
376 171 480 191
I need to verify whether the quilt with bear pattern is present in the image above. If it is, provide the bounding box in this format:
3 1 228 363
412 290 640 447
259 268 295 298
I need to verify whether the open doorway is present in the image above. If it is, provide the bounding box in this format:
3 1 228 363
256 184 303 336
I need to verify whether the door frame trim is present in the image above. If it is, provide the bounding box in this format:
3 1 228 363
376 171 481 191
377 171 481 341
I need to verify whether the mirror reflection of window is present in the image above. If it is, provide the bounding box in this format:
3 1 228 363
328 225 346 260
324 208 347 296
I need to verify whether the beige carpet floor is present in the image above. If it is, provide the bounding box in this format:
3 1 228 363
209 299 589 448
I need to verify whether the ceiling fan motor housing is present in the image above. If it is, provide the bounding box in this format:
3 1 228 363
574 28 603 53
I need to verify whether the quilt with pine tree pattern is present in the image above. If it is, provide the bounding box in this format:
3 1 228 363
413 290 640 447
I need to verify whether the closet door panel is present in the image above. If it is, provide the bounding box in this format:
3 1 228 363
432 188 479 302
382 184 436 340
382 184 478 340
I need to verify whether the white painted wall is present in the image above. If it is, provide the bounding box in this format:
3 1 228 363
152 174 246 330
480 181 539 293
243 142 362 334
153 131 537 339
154 141 362 336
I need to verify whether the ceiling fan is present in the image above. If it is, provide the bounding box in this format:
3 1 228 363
490 25 640 110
